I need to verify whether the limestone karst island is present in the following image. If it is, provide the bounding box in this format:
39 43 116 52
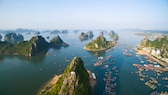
84 35 114 51
38 57 94 95
0 33 68 56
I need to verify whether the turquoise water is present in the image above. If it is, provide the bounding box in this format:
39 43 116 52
0 30 167 95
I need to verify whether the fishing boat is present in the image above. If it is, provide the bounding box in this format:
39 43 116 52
106 49 111 52
145 82 156 90
106 55 112 59
162 77 168 81
94 59 103 66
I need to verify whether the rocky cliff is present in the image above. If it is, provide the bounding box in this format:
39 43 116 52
40 57 92 95
50 36 69 47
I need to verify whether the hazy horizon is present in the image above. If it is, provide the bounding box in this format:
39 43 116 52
0 0 168 30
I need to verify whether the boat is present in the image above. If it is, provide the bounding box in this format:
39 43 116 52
162 77 168 81
140 60 144 63
140 77 144 81
98 56 104 60
145 82 156 90
106 49 111 52
103 65 109 69
94 59 103 66
106 55 112 59
92 73 96 80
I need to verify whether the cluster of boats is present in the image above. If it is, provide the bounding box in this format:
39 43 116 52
93 54 118 95
94 55 116 68
98 55 118 95
133 54 168 92
103 69 118 95
151 91 168 95
123 41 133 57
94 56 104 66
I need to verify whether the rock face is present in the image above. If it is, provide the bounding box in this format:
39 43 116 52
30 36 50 56
85 35 114 51
4 33 24 44
79 31 94 41
0 35 68 56
0 34 2 40
40 57 92 95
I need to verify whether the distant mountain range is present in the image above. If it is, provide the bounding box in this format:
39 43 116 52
0 28 69 34
0 35 69 56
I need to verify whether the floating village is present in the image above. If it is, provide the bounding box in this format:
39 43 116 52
93 47 119 95
123 40 168 95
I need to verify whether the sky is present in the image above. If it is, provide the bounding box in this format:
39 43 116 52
0 0 168 30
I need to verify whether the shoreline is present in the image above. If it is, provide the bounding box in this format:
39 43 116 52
84 46 112 52
135 48 168 67
37 74 62 95
84 47 107 52
38 70 96 95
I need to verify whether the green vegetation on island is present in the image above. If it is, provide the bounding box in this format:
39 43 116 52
84 35 114 51
0 36 68 56
140 35 168 58
79 31 94 41
4 33 24 44
39 57 92 95
109 31 119 41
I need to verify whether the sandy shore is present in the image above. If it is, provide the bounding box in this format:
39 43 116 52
135 48 168 67
38 70 96 95
135 48 147 55
37 74 62 95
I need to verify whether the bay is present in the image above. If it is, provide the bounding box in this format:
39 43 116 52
0 30 167 95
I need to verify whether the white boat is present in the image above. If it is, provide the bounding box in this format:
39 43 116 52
98 56 104 60
92 73 96 80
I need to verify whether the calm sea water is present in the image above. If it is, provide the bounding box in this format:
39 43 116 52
0 30 167 95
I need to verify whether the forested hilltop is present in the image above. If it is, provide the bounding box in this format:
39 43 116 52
0 36 68 56
39 57 92 95
140 35 168 58
84 35 114 51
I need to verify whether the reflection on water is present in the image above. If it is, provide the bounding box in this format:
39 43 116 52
87 50 106 57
